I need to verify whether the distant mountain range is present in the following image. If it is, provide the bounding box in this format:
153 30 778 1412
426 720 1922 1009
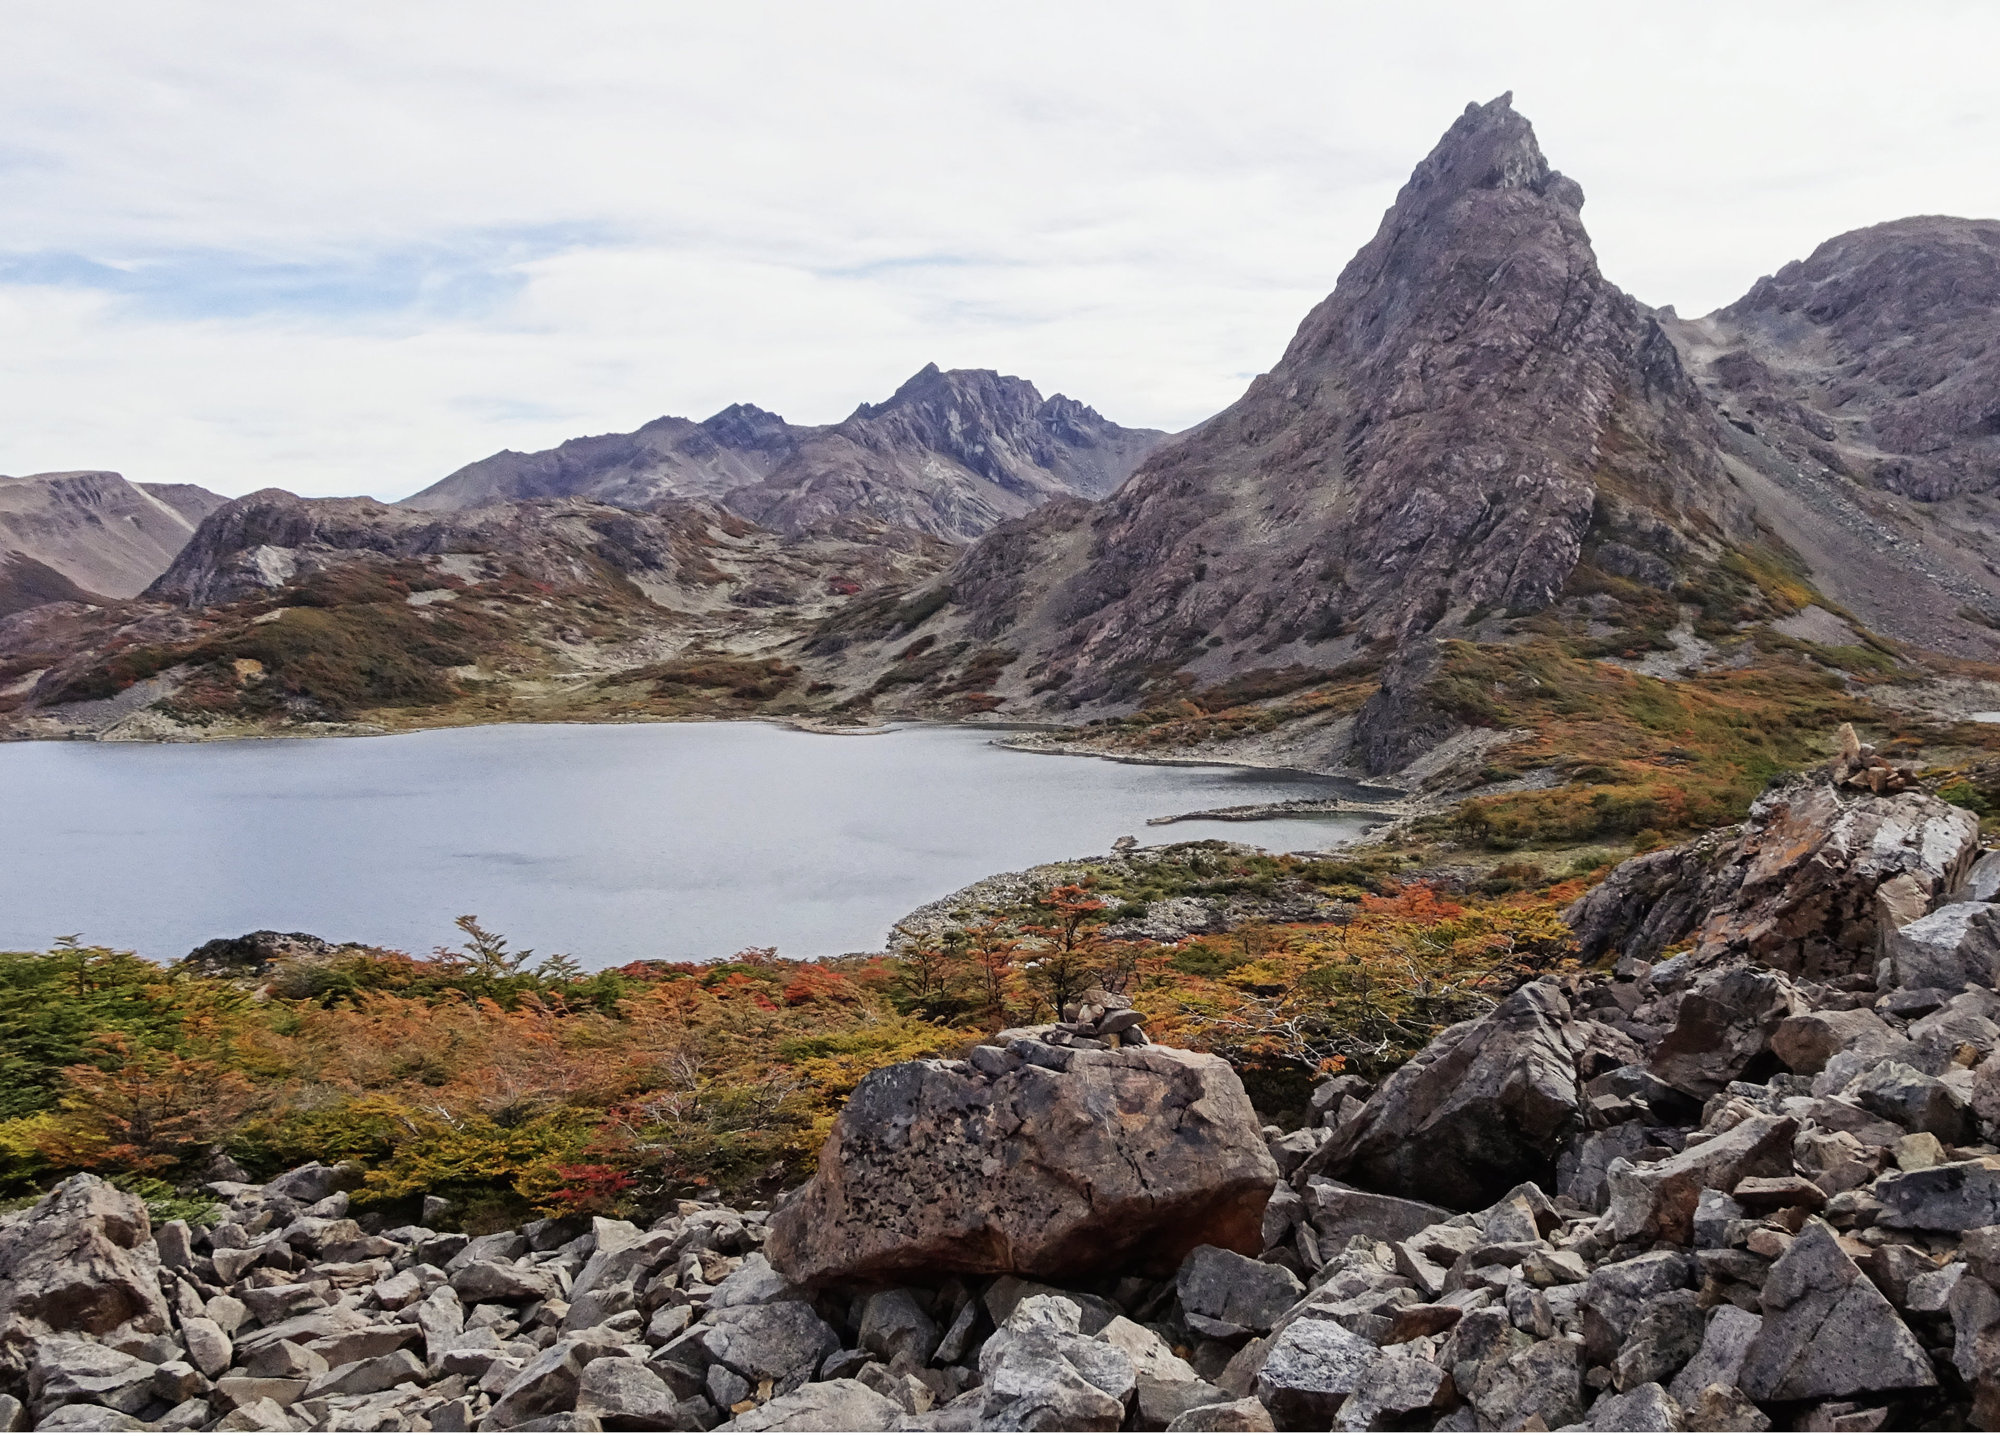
402 363 1167 544
8 93 2000 770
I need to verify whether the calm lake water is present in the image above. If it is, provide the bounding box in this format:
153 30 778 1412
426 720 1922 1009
0 722 1378 966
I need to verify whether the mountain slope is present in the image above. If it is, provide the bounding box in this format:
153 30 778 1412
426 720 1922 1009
0 471 227 599
400 367 1166 543
1663 217 2000 651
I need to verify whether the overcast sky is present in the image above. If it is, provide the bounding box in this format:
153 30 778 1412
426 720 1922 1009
2 1 1995 500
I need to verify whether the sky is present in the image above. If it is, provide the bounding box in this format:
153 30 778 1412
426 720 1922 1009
2 2 1996 502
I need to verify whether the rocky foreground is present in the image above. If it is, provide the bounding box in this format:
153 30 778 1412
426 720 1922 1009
17 765 2000 1429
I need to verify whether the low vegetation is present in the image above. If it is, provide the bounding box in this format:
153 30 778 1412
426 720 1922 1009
0 864 1575 1225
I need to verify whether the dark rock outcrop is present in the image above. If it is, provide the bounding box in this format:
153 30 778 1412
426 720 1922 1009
1565 772 1980 979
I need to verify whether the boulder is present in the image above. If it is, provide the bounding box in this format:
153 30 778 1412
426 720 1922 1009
575 1356 680 1431
1579 1252 1697 1365
1736 1220 1936 1402
1330 1353 1453 1431
1252 1314 1377 1426
713 1378 903 1431
0 1175 168 1378
698 1301 841 1381
1605 1114 1798 1244
1883 902 2000 993
1770 1008 1898 1077
857 1289 938 1366
480 1338 619 1432
1564 777 1980 979
1303 1181 1453 1246
977 1295 1134 1431
1649 966 1799 1098
1302 981 1599 1208
1667 1306 1762 1408
768 1043 1277 1284
1176 1247 1304 1340
1849 1060 1973 1143
1467 1336 1587 1430
1874 1157 2000 1231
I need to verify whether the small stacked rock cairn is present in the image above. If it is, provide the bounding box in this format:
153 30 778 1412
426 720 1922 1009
1832 720 1918 795
1041 987 1149 1050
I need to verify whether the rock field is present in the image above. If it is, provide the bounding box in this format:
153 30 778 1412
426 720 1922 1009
16 767 2000 1429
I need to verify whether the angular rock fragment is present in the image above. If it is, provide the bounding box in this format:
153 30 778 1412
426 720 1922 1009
1883 902 2000 993
1304 981 1595 1208
1606 1114 1797 1244
1737 1220 1936 1402
713 1377 904 1431
1253 1314 1378 1426
1176 1246 1304 1339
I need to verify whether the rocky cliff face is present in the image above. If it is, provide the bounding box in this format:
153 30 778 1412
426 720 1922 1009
833 95 1753 707
0 471 226 601
402 368 1165 544
724 365 1164 543
1666 217 2000 651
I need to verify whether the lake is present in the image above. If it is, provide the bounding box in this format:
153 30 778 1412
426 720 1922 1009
0 722 1381 966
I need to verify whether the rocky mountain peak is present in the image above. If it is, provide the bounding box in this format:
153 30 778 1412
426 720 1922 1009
892 94 1731 705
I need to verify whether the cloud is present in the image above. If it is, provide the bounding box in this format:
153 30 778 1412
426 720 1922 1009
0 0 1995 498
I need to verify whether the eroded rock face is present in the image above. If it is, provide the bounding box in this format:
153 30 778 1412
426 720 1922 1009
1302 981 1620 1208
1565 775 1980 979
0 1176 167 1378
767 1041 1277 1286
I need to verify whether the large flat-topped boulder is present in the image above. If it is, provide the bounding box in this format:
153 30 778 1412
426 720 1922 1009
766 1042 1277 1286
1565 774 1980 981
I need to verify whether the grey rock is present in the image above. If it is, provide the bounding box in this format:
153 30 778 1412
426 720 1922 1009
481 1337 620 1432
1610 1290 1703 1393
1253 1315 1378 1426
708 1364 751 1410
977 1296 1131 1430
1667 1305 1762 1407
767 1043 1277 1285
857 1289 938 1367
706 1253 803 1310
1331 1352 1453 1431
1304 1181 1454 1246
1304 981 1597 1209
302 1347 426 1399
265 1163 349 1205
1606 1114 1797 1244
28 1337 157 1415
576 1355 681 1431
1874 1156 2000 1230
1737 1220 1936 1401
1176 1246 1304 1339
1849 1060 1973 1142
1468 1335 1586 1430
1165 1397 1277 1431
0 1175 168 1378
1580 1253 1697 1365
1582 1381 1684 1431
712 1377 904 1431
35 1406 152 1432
453 1259 560 1305
242 1338 326 1379
1650 966 1799 1099
1771 1009 1898 1076
1884 902 2000 993
179 1316 231 1379
698 1300 840 1381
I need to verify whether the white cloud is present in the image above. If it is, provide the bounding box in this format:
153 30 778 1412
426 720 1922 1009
0 0 1995 497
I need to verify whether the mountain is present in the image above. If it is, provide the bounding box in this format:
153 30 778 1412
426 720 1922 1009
400 366 1167 543
803 96 2000 732
0 470 227 602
